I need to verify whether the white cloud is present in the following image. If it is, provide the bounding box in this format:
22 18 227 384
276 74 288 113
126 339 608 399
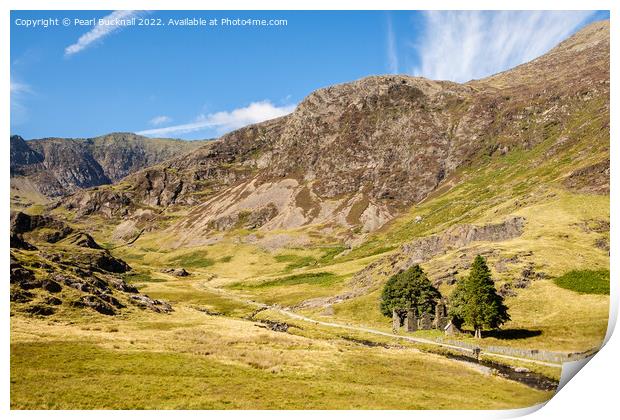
137 101 297 137
10 80 33 125
386 15 398 74
149 115 172 126
10 81 31 95
65 10 142 56
411 11 595 83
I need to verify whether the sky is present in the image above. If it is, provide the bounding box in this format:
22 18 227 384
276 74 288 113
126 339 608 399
10 10 609 140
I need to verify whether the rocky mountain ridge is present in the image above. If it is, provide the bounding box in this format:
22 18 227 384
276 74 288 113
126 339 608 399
10 133 206 199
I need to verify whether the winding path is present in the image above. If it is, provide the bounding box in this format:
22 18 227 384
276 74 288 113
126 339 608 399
196 280 565 368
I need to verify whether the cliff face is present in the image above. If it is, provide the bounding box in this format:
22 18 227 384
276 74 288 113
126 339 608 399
58 21 609 240
10 133 206 198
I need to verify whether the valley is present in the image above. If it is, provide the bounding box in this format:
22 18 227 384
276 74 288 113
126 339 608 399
9 20 610 410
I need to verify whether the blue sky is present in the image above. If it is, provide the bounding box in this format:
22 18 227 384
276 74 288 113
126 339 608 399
10 10 609 140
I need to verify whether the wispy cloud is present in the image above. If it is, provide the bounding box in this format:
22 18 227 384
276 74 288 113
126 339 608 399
65 10 143 57
137 101 297 138
10 80 33 125
149 115 172 126
10 81 31 96
386 15 398 74
411 11 595 83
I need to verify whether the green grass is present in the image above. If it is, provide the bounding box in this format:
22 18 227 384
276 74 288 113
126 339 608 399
230 272 339 289
554 270 610 295
169 250 215 268
274 254 317 271
10 340 551 409
123 271 165 283
273 246 347 272
145 287 257 318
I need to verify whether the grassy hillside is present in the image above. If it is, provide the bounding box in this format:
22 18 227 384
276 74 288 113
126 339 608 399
9 23 609 410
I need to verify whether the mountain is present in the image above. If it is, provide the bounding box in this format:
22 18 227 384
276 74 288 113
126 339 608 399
60 21 609 247
9 21 610 409
10 133 207 202
11 20 609 342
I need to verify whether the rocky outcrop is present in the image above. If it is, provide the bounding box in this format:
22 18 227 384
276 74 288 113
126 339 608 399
10 211 70 235
8 212 167 317
350 216 526 291
10 211 74 246
62 232 102 249
10 135 43 171
563 159 610 195
10 233 37 250
398 216 526 267
10 247 168 316
296 217 528 310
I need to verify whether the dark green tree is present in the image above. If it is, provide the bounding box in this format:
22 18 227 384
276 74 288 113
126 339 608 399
449 255 510 338
380 265 441 320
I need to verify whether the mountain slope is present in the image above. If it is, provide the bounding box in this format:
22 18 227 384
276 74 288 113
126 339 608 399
60 21 609 248
10 133 207 201
11 21 609 356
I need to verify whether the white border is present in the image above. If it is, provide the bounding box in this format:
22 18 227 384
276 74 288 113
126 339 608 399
2 1 617 419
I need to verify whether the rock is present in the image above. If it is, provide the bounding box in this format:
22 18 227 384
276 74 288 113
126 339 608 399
513 278 530 289
63 232 102 249
25 304 55 316
161 268 191 277
130 294 173 313
41 227 74 243
41 279 62 293
10 211 73 236
595 237 610 252
10 266 35 285
444 277 458 286
514 367 531 373
92 253 131 273
79 295 116 315
498 282 517 298
521 265 535 279
10 233 37 250
10 133 202 199
563 159 609 195
109 278 139 293
45 296 63 305
256 320 290 332
96 293 125 309
10 289 34 303
351 217 526 290
494 261 507 272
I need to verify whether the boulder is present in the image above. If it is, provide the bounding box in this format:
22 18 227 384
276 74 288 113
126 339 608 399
41 279 62 293
130 294 173 313
25 304 55 316
10 289 34 303
92 253 131 273
45 296 63 306
161 268 190 277
77 295 116 315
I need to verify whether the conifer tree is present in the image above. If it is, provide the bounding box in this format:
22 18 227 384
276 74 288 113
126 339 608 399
380 265 441 319
449 255 510 338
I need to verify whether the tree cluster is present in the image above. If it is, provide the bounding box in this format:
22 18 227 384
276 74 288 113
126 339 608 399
380 255 510 338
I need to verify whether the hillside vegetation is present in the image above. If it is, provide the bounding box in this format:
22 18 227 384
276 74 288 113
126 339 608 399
10 21 610 410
